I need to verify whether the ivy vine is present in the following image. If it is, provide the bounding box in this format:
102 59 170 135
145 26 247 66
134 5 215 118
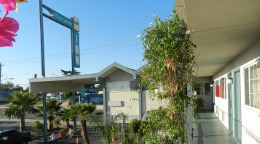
140 11 197 143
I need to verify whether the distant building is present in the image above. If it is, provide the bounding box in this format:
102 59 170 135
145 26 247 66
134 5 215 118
29 62 166 122
0 91 11 102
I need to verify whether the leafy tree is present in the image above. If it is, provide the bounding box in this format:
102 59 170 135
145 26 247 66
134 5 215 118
37 99 62 131
69 103 96 144
96 84 103 93
140 11 196 143
24 87 29 92
12 85 23 91
3 92 39 131
0 82 14 91
63 92 72 99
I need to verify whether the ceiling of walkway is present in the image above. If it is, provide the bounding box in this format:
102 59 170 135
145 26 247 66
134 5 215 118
175 0 260 77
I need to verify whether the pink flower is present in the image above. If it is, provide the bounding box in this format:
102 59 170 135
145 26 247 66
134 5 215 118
0 17 19 47
0 0 16 19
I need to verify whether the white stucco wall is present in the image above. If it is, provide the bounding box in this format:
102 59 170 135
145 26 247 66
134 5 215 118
215 96 229 128
105 69 139 122
240 58 260 143
213 40 260 142
107 69 134 81
142 90 168 113
213 40 260 79
107 91 139 119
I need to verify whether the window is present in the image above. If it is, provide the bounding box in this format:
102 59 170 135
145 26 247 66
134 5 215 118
194 83 203 95
107 81 138 91
215 80 220 97
245 62 260 109
215 78 226 98
130 81 138 90
204 83 211 95
193 83 211 96
220 78 226 98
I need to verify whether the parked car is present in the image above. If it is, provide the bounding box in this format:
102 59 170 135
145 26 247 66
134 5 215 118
0 129 31 144
55 95 65 100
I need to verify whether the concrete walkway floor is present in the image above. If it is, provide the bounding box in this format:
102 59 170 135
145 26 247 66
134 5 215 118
193 111 238 144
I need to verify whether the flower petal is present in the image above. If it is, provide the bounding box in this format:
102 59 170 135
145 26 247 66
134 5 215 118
0 0 16 19
0 0 16 11
0 17 19 47
0 35 14 47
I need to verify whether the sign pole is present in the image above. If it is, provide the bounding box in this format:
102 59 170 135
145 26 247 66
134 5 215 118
39 0 48 143
70 17 77 131
39 4 80 140
0 62 2 83
71 17 75 75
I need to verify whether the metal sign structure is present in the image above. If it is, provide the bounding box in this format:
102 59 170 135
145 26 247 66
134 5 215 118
39 1 80 143
0 63 2 83
42 4 80 69
73 31 80 68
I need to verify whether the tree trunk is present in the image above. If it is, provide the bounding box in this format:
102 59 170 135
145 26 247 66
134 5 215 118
49 120 54 131
81 120 90 144
66 120 70 127
20 116 25 132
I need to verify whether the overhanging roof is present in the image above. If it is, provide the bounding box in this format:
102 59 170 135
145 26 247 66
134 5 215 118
29 73 99 93
29 62 138 93
99 62 137 79
175 0 260 77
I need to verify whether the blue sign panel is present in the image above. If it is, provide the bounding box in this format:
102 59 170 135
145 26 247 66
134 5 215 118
71 16 80 32
41 4 80 68
43 5 80 30
74 31 80 68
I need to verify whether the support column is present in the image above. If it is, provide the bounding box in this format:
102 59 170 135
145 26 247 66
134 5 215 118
71 92 77 131
138 78 143 120
187 83 193 143
102 80 107 122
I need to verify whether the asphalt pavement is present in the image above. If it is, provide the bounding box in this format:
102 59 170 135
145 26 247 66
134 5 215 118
29 131 102 144
0 119 102 144
0 105 104 144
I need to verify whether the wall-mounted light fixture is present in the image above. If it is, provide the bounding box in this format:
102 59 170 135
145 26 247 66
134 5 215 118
227 78 233 84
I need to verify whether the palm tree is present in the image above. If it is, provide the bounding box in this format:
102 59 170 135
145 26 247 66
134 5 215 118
3 92 39 131
59 108 73 127
37 99 62 131
69 103 96 144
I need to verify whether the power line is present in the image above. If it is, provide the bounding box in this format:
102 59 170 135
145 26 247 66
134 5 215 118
3 41 142 65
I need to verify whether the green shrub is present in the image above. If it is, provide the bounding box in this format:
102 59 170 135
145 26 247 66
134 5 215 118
32 121 43 130
129 119 141 134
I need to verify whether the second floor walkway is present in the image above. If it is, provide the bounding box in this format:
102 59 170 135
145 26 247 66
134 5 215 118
193 111 238 144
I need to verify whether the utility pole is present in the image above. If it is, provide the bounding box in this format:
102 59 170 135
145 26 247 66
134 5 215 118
0 63 3 83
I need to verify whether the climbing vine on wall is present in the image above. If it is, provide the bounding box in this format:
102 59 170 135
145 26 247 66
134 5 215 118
140 11 197 143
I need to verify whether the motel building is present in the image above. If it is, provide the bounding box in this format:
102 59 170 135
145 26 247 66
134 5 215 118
175 0 260 143
29 62 166 123
29 1 260 144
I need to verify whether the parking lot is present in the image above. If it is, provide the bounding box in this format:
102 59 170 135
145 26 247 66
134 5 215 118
0 120 101 144
29 131 101 144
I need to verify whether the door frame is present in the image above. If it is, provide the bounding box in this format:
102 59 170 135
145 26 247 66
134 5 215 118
228 72 233 135
233 69 242 140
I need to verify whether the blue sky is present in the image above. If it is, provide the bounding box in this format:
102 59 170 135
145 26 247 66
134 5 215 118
0 0 174 88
